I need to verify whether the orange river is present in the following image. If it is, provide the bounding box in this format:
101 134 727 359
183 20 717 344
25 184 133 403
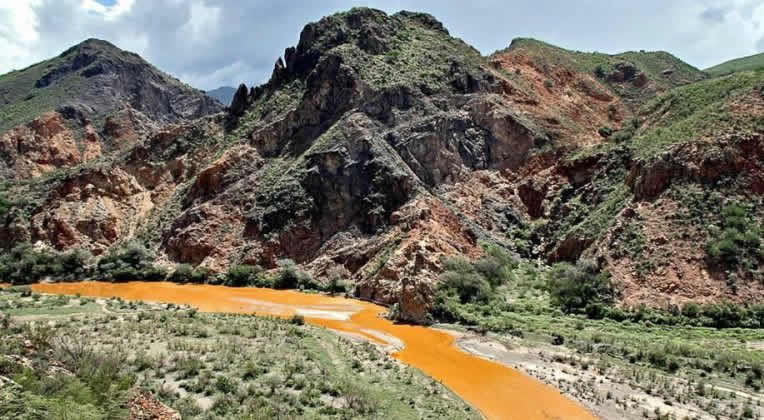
31 281 597 420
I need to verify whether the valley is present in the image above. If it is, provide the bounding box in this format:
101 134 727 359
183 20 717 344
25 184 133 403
1 5 764 420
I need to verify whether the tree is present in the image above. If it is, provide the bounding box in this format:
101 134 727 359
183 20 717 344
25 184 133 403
274 259 300 289
326 265 350 295
226 264 262 287
547 260 615 314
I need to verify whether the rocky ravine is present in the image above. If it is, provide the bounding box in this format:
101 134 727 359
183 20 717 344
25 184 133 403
1 8 763 322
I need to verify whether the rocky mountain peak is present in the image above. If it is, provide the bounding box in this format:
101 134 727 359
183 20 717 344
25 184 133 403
0 38 223 179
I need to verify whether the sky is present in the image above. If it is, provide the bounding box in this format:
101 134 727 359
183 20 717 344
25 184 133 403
1 0 763 91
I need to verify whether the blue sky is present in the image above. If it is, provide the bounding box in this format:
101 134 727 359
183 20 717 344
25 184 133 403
1 1 763 90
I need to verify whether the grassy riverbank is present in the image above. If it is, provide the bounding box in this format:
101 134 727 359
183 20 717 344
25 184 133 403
0 287 478 420
431 257 764 420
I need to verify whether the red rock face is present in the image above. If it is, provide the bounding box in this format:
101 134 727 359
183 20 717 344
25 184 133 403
0 112 95 178
489 49 630 147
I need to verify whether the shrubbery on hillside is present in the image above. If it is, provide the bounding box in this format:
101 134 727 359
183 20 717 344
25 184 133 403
706 203 762 279
96 242 167 282
429 242 764 330
547 259 616 316
432 245 519 323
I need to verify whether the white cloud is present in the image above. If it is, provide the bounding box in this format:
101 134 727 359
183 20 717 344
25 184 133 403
81 0 135 20
0 0 42 71
183 1 221 43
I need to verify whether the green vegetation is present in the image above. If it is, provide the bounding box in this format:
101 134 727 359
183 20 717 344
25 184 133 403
432 243 764 331
632 69 764 158
706 203 762 277
0 288 478 419
0 239 348 298
502 38 706 107
167 264 214 285
274 259 321 291
0 190 10 218
706 52 764 77
547 260 615 315
96 242 168 282
0 244 91 285
224 264 265 287
426 245 763 418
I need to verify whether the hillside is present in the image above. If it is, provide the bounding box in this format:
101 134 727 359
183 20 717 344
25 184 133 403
499 38 706 109
0 39 222 179
0 8 762 326
706 52 764 76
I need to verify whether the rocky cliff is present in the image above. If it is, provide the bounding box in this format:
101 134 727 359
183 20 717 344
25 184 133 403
1 8 762 322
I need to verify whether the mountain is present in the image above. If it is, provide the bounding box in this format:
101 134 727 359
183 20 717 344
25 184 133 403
0 8 762 323
207 86 236 106
705 52 764 77
0 38 222 179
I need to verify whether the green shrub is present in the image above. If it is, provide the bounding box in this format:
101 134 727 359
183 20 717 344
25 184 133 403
225 264 263 287
706 203 761 272
0 191 10 219
440 268 492 304
215 376 236 394
431 246 517 323
598 126 613 138
168 264 194 283
96 242 166 282
326 265 350 295
167 264 213 284
274 259 314 290
0 244 93 284
547 260 615 314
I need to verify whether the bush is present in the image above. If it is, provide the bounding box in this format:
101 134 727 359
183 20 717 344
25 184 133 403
273 259 315 290
594 65 606 79
598 126 613 138
547 260 615 314
96 242 167 282
274 259 299 289
431 246 517 323
168 264 194 283
440 269 493 304
326 265 350 295
225 264 263 287
706 203 761 271
0 196 9 218
215 376 236 394
0 244 93 284
168 264 213 284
